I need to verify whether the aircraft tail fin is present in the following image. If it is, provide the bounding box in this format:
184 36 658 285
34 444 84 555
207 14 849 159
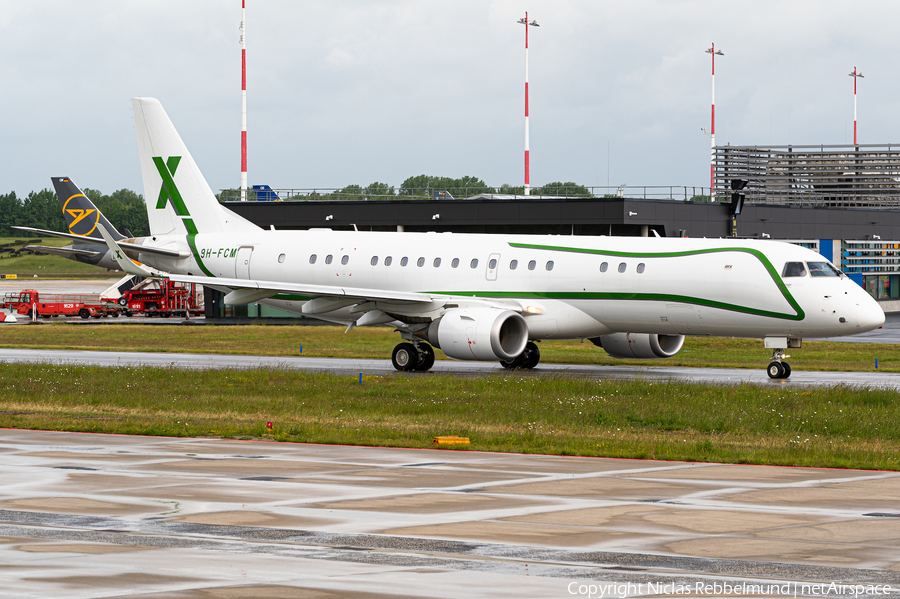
51 177 126 241
131 97 260 237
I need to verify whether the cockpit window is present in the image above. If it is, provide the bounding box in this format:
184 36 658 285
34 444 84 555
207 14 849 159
782 262 806 277
807 261 842 277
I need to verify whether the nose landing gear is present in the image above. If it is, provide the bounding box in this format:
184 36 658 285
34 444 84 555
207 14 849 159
764 337 800 379
766 348 792 379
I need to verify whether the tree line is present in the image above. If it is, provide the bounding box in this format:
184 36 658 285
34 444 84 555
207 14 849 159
330 177 594 200
2 175 595 237
0 188 150 238
218 176 595 201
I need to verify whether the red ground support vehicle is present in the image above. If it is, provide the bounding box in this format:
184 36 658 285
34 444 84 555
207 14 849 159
114 279 203 318
1 290 117 319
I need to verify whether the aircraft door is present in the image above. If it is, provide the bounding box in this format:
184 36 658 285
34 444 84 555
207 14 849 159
486 253 500 281
235 247 253 279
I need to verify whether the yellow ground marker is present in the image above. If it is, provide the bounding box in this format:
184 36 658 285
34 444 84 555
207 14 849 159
432 436 470 446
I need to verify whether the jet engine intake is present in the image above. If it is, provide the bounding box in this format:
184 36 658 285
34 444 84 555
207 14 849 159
423 308 528 361
590 333 685 359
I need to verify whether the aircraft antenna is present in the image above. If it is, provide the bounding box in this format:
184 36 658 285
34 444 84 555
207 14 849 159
240 0 248 201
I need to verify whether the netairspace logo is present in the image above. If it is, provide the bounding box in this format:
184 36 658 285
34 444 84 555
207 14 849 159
566 581 895 598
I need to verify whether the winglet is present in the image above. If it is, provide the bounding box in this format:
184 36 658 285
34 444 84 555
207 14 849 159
96 223 157 278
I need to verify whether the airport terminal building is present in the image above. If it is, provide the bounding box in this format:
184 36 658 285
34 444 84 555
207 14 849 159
222 143 900 314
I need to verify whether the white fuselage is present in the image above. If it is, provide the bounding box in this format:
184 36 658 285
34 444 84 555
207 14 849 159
140 230 884 340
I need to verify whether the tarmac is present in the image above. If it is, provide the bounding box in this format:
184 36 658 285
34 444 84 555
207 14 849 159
2 280 900 597
0 348 898 390
2 429 900 598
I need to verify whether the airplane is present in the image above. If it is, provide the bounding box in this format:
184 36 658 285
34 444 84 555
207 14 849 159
97 97 884 379
17 178 129 270
15 177 184 269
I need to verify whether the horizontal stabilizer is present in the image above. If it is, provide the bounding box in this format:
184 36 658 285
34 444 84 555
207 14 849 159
25 245 99 259
12 226 188 259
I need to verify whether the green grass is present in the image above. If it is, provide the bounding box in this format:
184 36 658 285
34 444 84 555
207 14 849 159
0 236 120 278
1 304 895 470
0 323 893 372
0 363 897 470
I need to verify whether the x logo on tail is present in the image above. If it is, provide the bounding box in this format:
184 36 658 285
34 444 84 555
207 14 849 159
154 156 183 210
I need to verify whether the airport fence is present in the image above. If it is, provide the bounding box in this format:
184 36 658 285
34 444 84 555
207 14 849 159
217 185 713 203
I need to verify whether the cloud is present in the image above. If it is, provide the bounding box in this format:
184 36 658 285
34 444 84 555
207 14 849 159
2 0 898 197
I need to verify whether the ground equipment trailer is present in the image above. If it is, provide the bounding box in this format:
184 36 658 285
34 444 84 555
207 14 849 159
111 279 203 318
1 290 117 319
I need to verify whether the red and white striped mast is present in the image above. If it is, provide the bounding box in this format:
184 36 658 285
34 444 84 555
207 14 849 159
706 43 723 199
518 12 539 196
240 0 248 201
849 66 864 145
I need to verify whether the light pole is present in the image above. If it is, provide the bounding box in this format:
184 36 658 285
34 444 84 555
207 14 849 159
706 43 723 199
849 66 864 145
518 13 539 196
240 0 248 201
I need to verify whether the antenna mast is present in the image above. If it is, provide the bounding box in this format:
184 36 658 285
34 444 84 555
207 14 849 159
240 1 248 201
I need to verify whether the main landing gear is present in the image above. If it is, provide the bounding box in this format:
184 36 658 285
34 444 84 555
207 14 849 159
767 348 792 379
391 342 435 372
501 341 541 370
389 341 542 372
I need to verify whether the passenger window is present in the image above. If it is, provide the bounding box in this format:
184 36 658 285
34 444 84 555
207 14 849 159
637 263 645 273
370 256 378 266
782 262 806 277
546 261 554 271
510 259 518 270
279 253 286 264
451 258 459 268
400 257 408 267
384 256 392 266
807 261 841 277
308 254 316 265
417 257 425 267
470 258 479 269
600 262 608 272
341 255 349 265
528 260 536 271
489 258 497 269
618 263 626 273
325 254 333 265
433 257 441 267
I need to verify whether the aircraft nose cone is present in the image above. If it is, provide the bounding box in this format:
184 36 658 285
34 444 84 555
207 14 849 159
857 295 885 333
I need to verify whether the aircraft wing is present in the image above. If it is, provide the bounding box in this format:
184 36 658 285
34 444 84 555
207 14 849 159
95 224 523 316
25 245 100 259
94 224 432 304
167 273 437 304
12 226 187 259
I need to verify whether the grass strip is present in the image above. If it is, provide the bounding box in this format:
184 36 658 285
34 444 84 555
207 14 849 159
0 236 120 278
0 323 894 371
1 363 898 470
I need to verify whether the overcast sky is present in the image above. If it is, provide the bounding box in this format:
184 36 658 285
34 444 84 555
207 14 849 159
3 1 899 199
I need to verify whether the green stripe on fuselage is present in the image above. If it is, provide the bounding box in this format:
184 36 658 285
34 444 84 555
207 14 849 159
427 242 805 321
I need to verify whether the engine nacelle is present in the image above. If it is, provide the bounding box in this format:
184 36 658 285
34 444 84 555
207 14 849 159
591 333 685 359
424 308 529 361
